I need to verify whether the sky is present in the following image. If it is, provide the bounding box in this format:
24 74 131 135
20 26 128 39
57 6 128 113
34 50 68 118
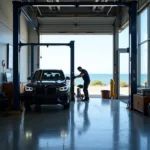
40 31 128 74
40 35 113 74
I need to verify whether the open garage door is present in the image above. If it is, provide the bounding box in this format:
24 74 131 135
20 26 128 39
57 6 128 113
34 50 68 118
38 17 115 34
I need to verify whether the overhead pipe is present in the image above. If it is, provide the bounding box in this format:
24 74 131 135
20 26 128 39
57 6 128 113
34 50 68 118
21 8 37 30
137 0 150 14
19 42 71 47
36 7 42 16
107 0 116 16
47 0 60 12
22 2 129 7
28 0 43 16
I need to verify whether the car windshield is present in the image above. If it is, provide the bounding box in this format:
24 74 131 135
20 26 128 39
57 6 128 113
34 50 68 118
32 70 65 81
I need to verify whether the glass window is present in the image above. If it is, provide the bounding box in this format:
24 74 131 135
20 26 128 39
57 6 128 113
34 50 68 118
119 26 129 48
119 27 129 96
140 43 148 86
140 9 148 43
42 70 65 81
33 70 65 81
32 70 42 80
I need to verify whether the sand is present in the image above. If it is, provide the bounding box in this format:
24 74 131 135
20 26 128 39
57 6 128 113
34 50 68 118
75 85 129 96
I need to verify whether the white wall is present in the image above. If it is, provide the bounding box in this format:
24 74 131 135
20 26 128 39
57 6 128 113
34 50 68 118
0 0 29 91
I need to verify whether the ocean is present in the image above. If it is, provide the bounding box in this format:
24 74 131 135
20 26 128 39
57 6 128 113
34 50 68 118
66 74 147 85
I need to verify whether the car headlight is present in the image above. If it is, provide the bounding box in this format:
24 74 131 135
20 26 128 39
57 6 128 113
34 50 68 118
59 86 68 91
25 86 33 92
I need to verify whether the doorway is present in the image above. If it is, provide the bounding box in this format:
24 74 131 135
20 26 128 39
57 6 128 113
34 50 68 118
118 48 129 98
39 35 113 98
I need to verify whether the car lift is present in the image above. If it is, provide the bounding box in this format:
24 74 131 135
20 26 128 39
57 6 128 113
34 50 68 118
20 41 74 77
19 41 75 103
13 1 137 111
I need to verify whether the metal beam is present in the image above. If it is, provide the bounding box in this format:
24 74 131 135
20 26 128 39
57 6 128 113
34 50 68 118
129 1 137 109
113 20 119 98
137 15 141 86
148 7 150 87
37 13 115 17
27 0 34 12
92 0 99 11
118 48 129 53
21 2 129 7
92 0 109 12
13 1 21 110
31 46 34 76
47 0 54 12
56 0 60 11
47 0 60 12
21 8 37 30
101 0 109 10
137 0 150 14
19 42 71 47
27 0 43 16
70 41 75 101
107 0 116 15
37 6 42 16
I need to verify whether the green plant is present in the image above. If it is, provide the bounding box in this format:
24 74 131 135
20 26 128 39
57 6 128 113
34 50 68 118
90 80 106 86
120 81 128 87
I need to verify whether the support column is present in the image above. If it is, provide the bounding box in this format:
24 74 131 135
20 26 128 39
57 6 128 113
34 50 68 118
147 7 150 86
70 41 75 101
113 20 119 98
129 1 137 109
13 1 21 110
137 14 141 86
31 46 34 76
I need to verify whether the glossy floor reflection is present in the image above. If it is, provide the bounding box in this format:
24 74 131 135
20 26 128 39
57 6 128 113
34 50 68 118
0 99 150 150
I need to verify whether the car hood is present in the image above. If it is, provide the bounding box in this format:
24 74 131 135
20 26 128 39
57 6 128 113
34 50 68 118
26 80 67 87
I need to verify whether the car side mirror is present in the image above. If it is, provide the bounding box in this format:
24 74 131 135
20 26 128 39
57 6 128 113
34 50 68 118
27 77 31 80
66 76 70 80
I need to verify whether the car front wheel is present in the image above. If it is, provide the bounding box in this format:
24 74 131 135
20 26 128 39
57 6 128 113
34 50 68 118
35 105 41 112
25 103 31 112
63 103 70 110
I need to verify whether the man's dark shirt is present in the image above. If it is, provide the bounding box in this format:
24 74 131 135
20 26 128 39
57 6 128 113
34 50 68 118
80 69 90 82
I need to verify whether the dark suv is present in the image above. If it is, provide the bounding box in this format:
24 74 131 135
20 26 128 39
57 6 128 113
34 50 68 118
23 69 70 110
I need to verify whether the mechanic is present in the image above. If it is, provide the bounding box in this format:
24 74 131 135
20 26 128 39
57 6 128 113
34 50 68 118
74 66 90 101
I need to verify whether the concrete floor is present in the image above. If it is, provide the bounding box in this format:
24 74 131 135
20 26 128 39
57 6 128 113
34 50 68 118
0 99 150 150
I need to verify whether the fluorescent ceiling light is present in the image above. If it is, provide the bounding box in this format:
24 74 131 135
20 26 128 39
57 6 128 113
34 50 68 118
79 5 119 7
33 5 75 7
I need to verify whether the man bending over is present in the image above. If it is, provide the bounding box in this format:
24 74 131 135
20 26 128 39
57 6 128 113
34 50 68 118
74 66 90 101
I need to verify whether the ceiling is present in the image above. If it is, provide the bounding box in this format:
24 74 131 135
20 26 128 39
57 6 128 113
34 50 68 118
23 0 127 34
38 16 116 34
34 0 118 17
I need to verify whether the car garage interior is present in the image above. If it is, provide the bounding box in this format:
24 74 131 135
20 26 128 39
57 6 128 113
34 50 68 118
0 0 150 149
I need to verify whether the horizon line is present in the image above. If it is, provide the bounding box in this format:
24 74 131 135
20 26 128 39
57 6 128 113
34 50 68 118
64 73 147 75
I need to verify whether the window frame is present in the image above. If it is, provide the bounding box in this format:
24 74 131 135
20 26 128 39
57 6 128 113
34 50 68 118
138 7 150 87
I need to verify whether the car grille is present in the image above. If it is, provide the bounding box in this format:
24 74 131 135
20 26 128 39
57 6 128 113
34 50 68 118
47 88 56 94
36 87 56 94
36 87 45 94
